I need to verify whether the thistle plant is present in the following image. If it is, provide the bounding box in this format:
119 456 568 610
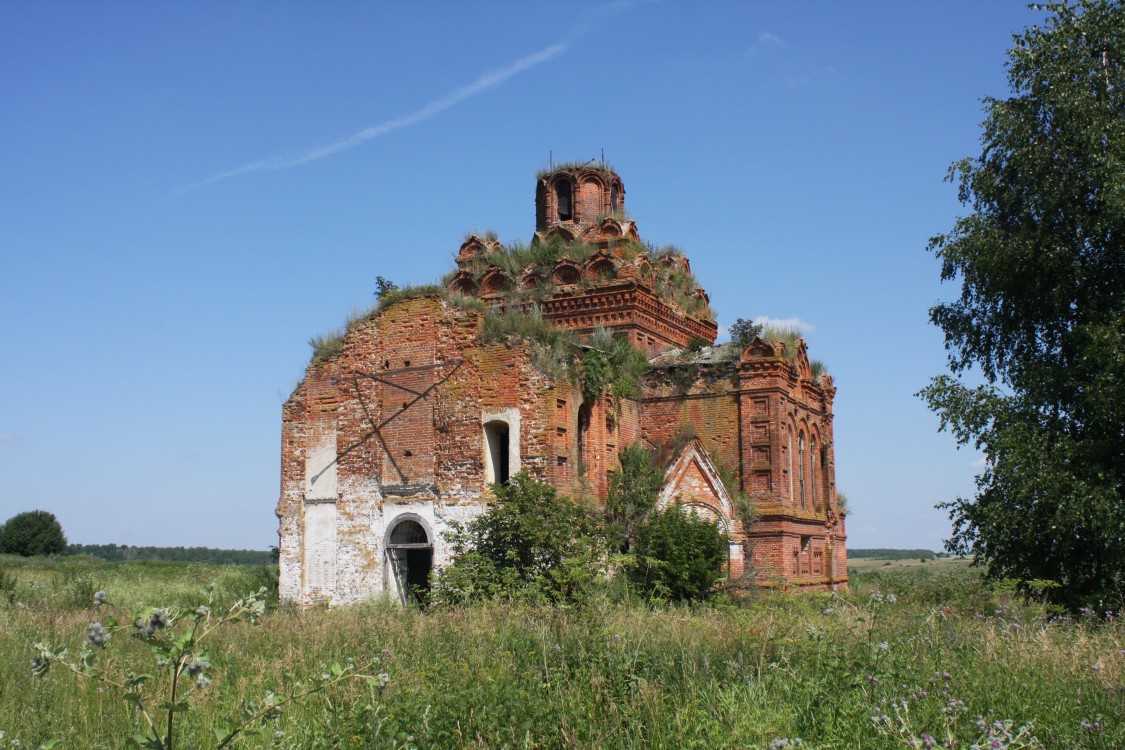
30 588 388 749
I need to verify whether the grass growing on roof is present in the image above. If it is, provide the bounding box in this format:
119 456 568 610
536 160 617 179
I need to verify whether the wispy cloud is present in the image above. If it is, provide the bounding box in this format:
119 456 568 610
183 42 568 192
755 316 815 333
748 31 786 55
182 0 652 193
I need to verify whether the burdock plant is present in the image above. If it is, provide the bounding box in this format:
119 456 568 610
31 588 389 749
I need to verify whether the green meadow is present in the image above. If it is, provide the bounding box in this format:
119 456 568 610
1 555 1121 749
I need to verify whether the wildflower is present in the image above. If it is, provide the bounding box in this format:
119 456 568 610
193 673 212 690
380 647 394 659
186 657 211 677
149 609 168 631
86 622 110 648
887 593 897 604
93 590 107 607
876 641 889 652
194 605 210 618
31 655 49 678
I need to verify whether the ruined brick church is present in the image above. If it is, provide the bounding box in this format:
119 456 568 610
277 165 847 605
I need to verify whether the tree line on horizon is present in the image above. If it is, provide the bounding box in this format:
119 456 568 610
66 543 274 566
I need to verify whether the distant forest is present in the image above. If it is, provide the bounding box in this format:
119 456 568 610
849 548 942 560
68 544 274 565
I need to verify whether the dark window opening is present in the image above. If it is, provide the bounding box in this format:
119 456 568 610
577 401 592 475
810 438 818 512
798 433 806 509
390 519 428 545
557 181 572 221
484 421 510 485
610 185 619 212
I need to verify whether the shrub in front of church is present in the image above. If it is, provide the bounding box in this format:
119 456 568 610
628 505 727 603
430 472 607 605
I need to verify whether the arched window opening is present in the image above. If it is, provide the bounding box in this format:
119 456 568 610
385 517 433 606
390 519 428 545
810 437 819 512
786 427 794 506
821 445 829 509
610 184 620 212
798 433 806 509
577 401 592 475
556 181 573 221
484 420 510 485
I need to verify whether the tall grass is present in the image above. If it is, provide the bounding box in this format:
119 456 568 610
2 557 1120 749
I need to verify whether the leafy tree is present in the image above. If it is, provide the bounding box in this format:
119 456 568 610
374 275 398 299
630 505 727 602
920 1 1125 606
728 318 763 348
431 472 605 604
0 510 67 556
606 443 663 549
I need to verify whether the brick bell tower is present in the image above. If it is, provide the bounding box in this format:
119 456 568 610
535 165 625 236
450 164 718 354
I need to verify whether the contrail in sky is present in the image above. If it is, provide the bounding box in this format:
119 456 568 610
183 41 569 192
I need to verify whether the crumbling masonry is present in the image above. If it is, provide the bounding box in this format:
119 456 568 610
277 166 847 605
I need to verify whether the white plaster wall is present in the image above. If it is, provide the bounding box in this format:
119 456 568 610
302 503 337 601
306 432 338 501
319 494 488 606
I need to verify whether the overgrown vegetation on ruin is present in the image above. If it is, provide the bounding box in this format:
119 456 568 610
431 465 729 607
442 235 714 319
535 160 617 179
3 554 1121 748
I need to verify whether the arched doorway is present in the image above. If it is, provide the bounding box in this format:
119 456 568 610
385 517 433 606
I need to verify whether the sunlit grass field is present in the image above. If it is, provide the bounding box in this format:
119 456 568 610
1 554 1121 749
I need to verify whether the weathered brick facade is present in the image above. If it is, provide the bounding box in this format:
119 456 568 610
277 167 846 605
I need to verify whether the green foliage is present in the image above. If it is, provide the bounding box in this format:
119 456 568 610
582 327 650 400
431 473 606 605
729 317 763 348
0 510 67 556
307 330 344 366
713 456 757 530
28 587 386 749
68 545 273 566
762 325 802 360
3 558 1123 748
809 359 827 385
374 275 398 299
629 506 727 602
372 283 445 314
606 443 663 548
536 160 616 179
849 548 938 561
920 0 1125 608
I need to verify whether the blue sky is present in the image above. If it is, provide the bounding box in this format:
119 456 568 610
1 1 1039 551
